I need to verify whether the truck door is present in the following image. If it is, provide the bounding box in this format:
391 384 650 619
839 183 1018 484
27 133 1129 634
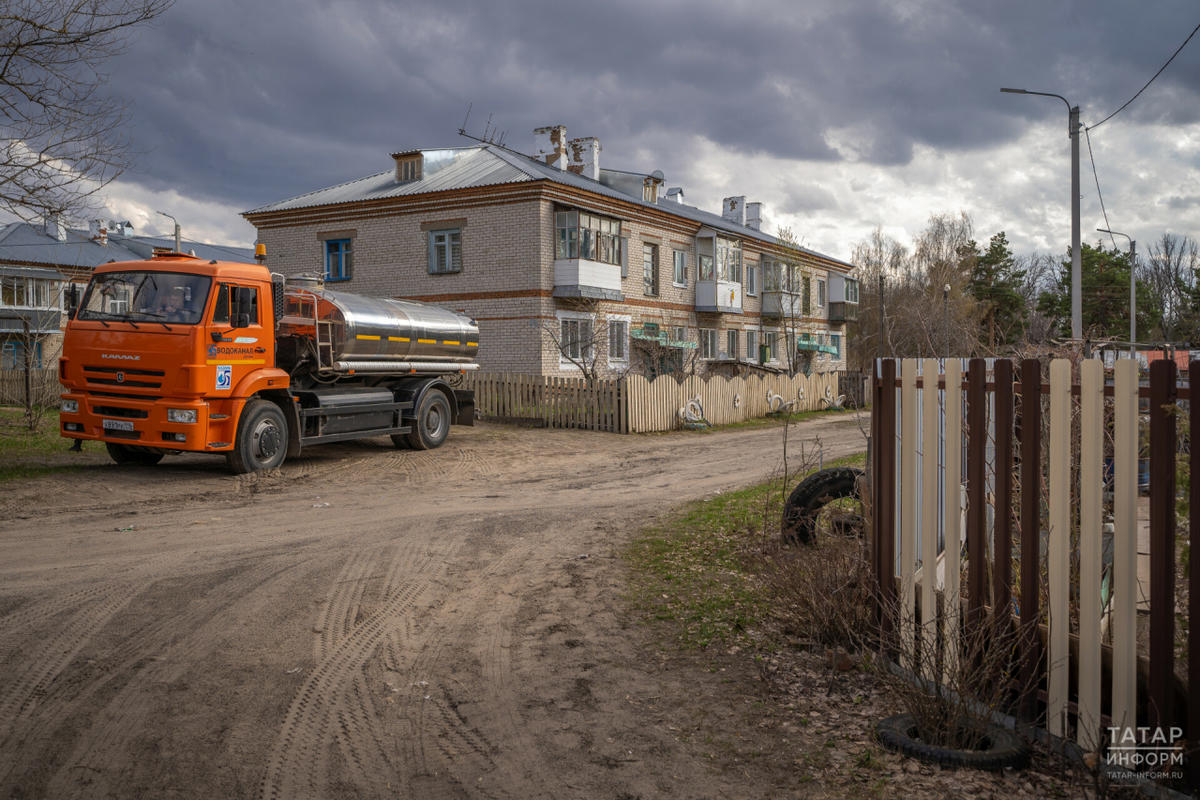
208 282 267 395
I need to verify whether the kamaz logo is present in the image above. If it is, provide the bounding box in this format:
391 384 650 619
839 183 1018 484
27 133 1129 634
101 353 140 361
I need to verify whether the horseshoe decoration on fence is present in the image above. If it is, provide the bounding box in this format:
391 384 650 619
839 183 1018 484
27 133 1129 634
733 393 742 409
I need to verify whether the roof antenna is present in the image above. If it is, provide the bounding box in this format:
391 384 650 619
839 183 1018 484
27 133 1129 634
458 102 473 136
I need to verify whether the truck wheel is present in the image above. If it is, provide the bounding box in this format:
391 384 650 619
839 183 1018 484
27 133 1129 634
105 442 164 466
226 399 288 473
406 391 451 450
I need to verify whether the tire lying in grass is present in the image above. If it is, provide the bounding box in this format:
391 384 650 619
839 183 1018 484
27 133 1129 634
875 713 1030 771
781 467 865 545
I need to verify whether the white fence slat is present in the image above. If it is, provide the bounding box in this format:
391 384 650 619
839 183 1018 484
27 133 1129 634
1077 359 1103 750
942 359 962 685
1111 359 1139 737
920 359 940 657
1047 359 1071 737
900 359 919 669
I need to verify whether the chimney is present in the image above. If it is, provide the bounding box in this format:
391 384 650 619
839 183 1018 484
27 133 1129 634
722 196 746 226
108 219 133 237
566 136 601 180
43 213 66 242
88 219 108 245
666 187 684 204
746 202 763 231
533 125 568 170
643 170 664 203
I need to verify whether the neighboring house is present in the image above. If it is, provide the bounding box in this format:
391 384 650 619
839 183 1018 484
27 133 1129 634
0 218 254 369
244 126 858 377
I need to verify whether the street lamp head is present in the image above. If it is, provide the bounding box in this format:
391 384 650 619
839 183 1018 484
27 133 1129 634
943 283 951 296
1000 87 1028 94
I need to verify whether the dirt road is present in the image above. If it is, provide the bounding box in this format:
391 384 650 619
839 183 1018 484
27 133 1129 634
0 414 867 799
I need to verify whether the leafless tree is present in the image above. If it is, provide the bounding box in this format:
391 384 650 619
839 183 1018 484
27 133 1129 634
1139 233 1198 341
0 0 173 221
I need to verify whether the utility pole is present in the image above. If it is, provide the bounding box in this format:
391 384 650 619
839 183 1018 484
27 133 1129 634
878 273 885 357
1098 228 1136 355
157 210 181 253
1001 88 1082 340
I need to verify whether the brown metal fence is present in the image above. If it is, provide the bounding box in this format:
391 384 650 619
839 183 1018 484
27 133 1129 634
871 357 1197 790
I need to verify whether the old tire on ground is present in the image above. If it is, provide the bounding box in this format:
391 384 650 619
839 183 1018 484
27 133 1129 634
406 390 451 451
875 713 1029 771
226 399 287 474
781 466 865 545
105 442 165 466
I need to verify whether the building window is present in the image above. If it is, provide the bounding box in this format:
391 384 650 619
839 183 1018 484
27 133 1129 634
715 237 742 283
1 276 60 308
726 329 738 359
558 313 594 365
699 328 718 359
670 325 687 343
801 277 811 315
746 264 756 295
428 229 462 274
746 330 758 360
846 278 859 303
698 254 714 281
673 249 687 286
642 243 659 297
817 279 826 307
764 331 779 361
1 340 42 369
555 210 622 266
324 238 353 281
608 315 630 364
831 333 841 357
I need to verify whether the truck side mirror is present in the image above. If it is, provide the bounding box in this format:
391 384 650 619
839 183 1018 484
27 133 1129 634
66 284 79 319
230 287 254 329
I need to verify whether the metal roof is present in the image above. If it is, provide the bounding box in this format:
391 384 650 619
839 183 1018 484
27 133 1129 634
245 147 534 214
245 144 855 270
0 223 255 270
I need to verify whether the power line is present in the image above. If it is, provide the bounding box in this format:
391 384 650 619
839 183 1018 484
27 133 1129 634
1084 127 1117 251
1089 20 1200 130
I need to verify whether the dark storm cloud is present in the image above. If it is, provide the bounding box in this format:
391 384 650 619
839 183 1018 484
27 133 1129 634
105 0 1200 215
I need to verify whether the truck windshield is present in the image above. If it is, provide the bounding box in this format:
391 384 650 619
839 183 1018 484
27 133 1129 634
77 271 212 325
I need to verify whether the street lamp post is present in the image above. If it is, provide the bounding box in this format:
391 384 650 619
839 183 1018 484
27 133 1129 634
942 283 950 359
1001 87 1082 340
1097 227 1136 355
156 210 181 254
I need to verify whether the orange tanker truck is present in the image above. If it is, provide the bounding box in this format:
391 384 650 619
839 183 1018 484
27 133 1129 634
59 252 478 473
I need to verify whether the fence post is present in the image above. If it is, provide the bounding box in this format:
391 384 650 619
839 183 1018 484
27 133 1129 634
1190 359 1200 789
1078 358 1104 751
1047 359 1071 738
875 359 897 643
943 359 962 686
993 359 1014 632
1148 359 1177 732
1112 358 1139 745
1018 359 1043 721
966 358 988 631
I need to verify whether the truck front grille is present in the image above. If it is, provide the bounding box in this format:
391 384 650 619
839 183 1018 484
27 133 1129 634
83 365 164 389
91 405 150 419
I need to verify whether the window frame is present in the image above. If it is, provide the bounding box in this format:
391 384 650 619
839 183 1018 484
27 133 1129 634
324 238 353 282
817 279 826 307
556 310 595 368
746 329 759 361
698 328 718 359
642 243 659 297
745 263 756 296
672 249 687 287
428 228 463 275
726 329 738 359
555 209 623 267
607 314 630 366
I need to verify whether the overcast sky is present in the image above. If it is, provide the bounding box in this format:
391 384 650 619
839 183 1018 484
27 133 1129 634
90 0 1200 264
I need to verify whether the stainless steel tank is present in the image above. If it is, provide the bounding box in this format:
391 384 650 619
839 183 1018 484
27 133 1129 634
279 280 480 375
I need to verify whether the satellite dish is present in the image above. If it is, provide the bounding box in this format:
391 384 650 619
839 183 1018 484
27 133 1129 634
650 169 664 182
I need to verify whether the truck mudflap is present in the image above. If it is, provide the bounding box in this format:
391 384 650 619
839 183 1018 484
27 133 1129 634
453 389 475 426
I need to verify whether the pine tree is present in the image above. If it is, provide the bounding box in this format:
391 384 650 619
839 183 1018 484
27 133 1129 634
967 232 1026 351
1037 243 1161 341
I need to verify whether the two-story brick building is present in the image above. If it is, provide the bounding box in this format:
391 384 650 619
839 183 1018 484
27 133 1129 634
243 126 858 377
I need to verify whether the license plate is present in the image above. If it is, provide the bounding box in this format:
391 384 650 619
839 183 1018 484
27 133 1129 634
102 418 135 432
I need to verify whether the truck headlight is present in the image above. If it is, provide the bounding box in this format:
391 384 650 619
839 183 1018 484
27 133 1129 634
167 408 197 424
61 399 78 414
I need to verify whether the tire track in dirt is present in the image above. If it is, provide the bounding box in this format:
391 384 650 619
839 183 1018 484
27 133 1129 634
259 540 440 800
32 559 303 799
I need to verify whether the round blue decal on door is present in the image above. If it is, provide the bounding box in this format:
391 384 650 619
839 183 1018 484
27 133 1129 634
216 364 232 391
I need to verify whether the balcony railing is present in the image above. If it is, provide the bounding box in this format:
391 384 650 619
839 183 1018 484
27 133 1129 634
828 301 858 323
695 280 742 314
553 258 624 301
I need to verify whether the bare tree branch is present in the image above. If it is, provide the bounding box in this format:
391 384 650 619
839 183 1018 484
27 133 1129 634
0 0 172 220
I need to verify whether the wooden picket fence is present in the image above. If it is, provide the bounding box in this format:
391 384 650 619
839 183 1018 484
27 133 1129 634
463 370 844 433
0 367 60 408
871 357 1197 789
